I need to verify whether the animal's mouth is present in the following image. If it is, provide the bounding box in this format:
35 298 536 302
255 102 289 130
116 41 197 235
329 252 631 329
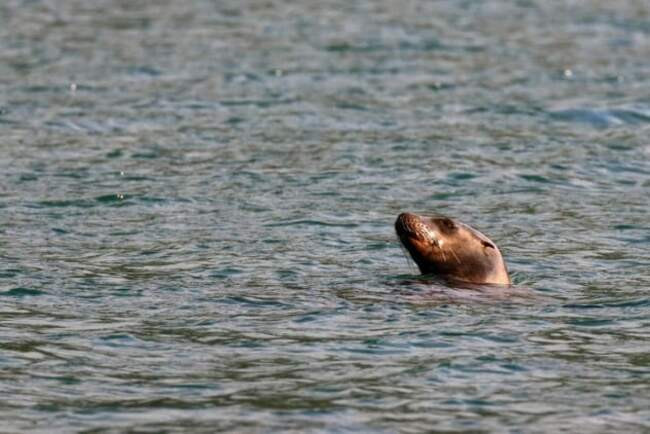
395 212 444 274
395 212 421 238
395 212 437 246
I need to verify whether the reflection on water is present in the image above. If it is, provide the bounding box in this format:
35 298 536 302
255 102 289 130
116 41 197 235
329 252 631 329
1 0 650 432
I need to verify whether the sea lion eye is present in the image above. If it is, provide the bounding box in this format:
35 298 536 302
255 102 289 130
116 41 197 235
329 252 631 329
441 218 456 230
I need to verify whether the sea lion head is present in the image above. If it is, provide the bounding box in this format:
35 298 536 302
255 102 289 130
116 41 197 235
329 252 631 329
395 212 510 285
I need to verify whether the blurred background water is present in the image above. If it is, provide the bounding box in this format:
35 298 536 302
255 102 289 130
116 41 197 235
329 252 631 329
1 0 650 432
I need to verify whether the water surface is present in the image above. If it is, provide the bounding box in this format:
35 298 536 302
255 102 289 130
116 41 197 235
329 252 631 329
1 0 650 432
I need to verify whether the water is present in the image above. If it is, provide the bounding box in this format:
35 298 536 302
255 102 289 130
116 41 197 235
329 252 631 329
1 0 650 431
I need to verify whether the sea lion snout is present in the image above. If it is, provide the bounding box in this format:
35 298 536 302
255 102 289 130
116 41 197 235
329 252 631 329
395 212 430 240
395 212 416 235
395 213 442 248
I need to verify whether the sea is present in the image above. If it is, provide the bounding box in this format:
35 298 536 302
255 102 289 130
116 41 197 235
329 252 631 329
1 1 649 432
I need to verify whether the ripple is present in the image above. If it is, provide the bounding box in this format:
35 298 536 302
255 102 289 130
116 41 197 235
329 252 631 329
1 287 44 297
549 106 650 128
264 219 359 228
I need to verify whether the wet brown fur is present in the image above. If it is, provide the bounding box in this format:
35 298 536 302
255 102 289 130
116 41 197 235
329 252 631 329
395 212 510 285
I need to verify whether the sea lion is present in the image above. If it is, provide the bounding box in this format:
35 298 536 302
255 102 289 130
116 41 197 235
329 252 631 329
395 212 510 285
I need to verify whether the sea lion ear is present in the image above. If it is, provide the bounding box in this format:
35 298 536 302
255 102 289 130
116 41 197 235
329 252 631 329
482 240 495 249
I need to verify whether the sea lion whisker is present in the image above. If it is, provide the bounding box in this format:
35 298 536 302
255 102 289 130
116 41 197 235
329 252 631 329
397 239 418 273
448 246 462 265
